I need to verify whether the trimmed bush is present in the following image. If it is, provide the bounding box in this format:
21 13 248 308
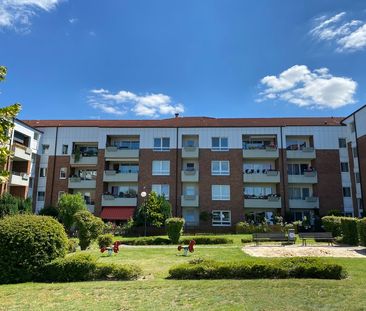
241 237 252 244
119 236 233 245
181 236 233 245
166 217 185 243
74 211 104 250
38 206 59 218
0 215 68 284
98 234 114 248
68 238 79 253
168 258 346 280
358 218 366 246
119 237 172 245
40 253 142 282
235 222 269 234
322 216 342 237
341 217 359 245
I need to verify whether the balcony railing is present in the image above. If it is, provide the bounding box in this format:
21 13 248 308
181 194 199 207
288 171 318 184
182 146 199 158
244 196 282 209
105 146 139 158
68 177 96 189
289 197 319 209
243 169 280 183
181 169 199 182
13 144 32 161
242 146 279 159
286 147 316 159
103 170 139 182
10 172 29 186
102 194 137 207
70 155 98 166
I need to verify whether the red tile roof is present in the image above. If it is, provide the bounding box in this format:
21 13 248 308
22 116 344 128
100 207 135 220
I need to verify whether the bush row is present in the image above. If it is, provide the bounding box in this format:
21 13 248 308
118 236 233 245
168 258 346 280
39 253 142 282
181 236 233 245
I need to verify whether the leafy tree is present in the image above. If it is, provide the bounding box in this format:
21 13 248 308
58 193 87 233
0 66 22 184
74 210 104 250
0 193 32 218
38 206 59 218
135 192 172 228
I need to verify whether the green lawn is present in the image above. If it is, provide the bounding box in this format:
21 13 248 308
1 235 365 311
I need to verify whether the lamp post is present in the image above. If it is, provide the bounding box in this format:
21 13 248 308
140 190 147 236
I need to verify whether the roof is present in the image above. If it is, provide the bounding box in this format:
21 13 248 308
14 118 43 133
100 207 135 220
341 104 366 124
22 116 344 128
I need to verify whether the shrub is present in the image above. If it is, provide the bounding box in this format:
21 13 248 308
168 258 346 280
235 222 269 234
39 206 59 218
322 216 342 237
241 237 252 244
166 217 185 243
98 234 114 248
74 211 104 250
0 193 32 218
0 215 68 284
181 236 233 244
341 217 359 245
119 237 172 245
40 253 142 282
68 238 79 253
358 218 366 246
58 193 87 233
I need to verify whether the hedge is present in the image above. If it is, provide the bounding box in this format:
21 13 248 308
321 216 342 237
358 218 366 246
0 215 68 284
118 236 233 245
119 237 172 245
40 253 142 282
168 258 346 280
98 234 114 248
341 218 359 245
181 236 233 245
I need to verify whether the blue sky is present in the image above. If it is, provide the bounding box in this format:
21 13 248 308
0 0 366 120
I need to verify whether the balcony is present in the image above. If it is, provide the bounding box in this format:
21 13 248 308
242 147 279 159
103 170 138 182
70 155 98 166
243 170 280 183
13 144 32 161
287 147 316 159
68 177 96 189
182 146 199 158
289 197 319 209
10 172 29 187
244 196 282 209
105 146 139 159
102 195 137 207
288 171 317 184
181 195 199 207
181 169 199 182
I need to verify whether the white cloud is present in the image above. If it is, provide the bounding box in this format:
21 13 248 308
88 89 185 118
68 17 77 24
310 12 366 52
259 65 357 109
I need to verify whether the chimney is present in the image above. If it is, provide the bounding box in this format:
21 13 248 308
175 113 179 118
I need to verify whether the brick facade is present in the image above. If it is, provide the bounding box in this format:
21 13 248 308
357 135 366 209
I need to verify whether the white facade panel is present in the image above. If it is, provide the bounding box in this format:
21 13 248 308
355 106 366 138
56 127 100 155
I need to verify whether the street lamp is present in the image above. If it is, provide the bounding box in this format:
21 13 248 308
141 190 147 236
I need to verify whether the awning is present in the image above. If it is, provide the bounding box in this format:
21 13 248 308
100 207 135 220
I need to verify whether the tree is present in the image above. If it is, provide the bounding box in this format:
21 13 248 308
0 193 32 218
135 192 172 228
165 218 185 243
74 210 104 250
0 66 22 184
58 193 87 233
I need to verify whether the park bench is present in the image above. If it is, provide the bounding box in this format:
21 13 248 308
252 233 291 245
298 232 335 246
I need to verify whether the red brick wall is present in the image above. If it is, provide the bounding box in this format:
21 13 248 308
12 160 30 174
348 142 358 216
32 154 41 212
95 149 105 216
357 135 366 211
278 149 288 217
9 186 27 198
315 150 344 216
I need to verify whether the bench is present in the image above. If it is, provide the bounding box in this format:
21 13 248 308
252 233 292 245
299 232 335 246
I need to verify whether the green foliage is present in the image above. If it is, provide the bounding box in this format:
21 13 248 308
235 221 270 234
328 209 343 216
74 210 104 250
97 234 114 248
168 258 346 280
341 217 359 245
358 218 366 246
58 193 87 233
119 236 234 245
68 238 79 253
165 217 185 243
181 236 233 244
0 193 32 218
322 216 342 237
135 192 172 228
0 215 68 284
40 253 142 282
119 237 172 245
38 206 59 218
241 237 253 244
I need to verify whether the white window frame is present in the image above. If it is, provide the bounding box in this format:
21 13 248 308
37 191 45 202
212 210 231 226
153 137 170 151
60 167 67 179
211 137 228 151
211 160 230 176
152 160 170 175
39 167 47 178
212 185 230 200
42 144 50 155
151 184 170 199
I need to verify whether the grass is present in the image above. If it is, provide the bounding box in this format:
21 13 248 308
0 234 365 310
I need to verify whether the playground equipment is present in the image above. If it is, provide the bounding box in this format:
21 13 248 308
177 240 196 256
100 241 120 256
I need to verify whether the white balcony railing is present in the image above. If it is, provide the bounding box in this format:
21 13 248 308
181 169 199 182
70 155 98 166
243 170 280 183
181 195 199 207
288 171 317 184
105 146 139 159
10 172 29 186
103 170 139 182
242 147 279 159
13 144 32 161
287 147 316 159
182 146 199 158
102 195 137 207
244 197 281 209
289 197 319 209
68 177 96 189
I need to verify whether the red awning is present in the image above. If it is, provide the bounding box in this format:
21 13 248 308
100 207 135 220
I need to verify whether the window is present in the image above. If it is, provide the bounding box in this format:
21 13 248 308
212 185 230 200
58 191 65 200
338 138 347 148
211 161 230 175
184 185 196 196
60 167 67 179
39 167 47 177
353 147 358 158
152 184 170 199
37 191 45 201
211 137 228 151
152 160 170 175
33 132 39 140
287 163 311 175
244 186 272 198
212 211 231 226
288 187 310 200
340 162 349 172
154 137 170 151
343 187 351 197
42 144 49 154
355 173 360 183
184 162 195 171
110 185 137 197
243 163 272 173
62 144 68 155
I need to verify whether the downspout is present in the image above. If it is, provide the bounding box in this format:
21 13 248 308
50 126 59 205
280 126 287 216
175 125 179 217
353 115 365 216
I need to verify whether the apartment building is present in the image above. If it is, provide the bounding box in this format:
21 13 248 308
21 114 363 231
0 119 41 211
342 104 366 218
